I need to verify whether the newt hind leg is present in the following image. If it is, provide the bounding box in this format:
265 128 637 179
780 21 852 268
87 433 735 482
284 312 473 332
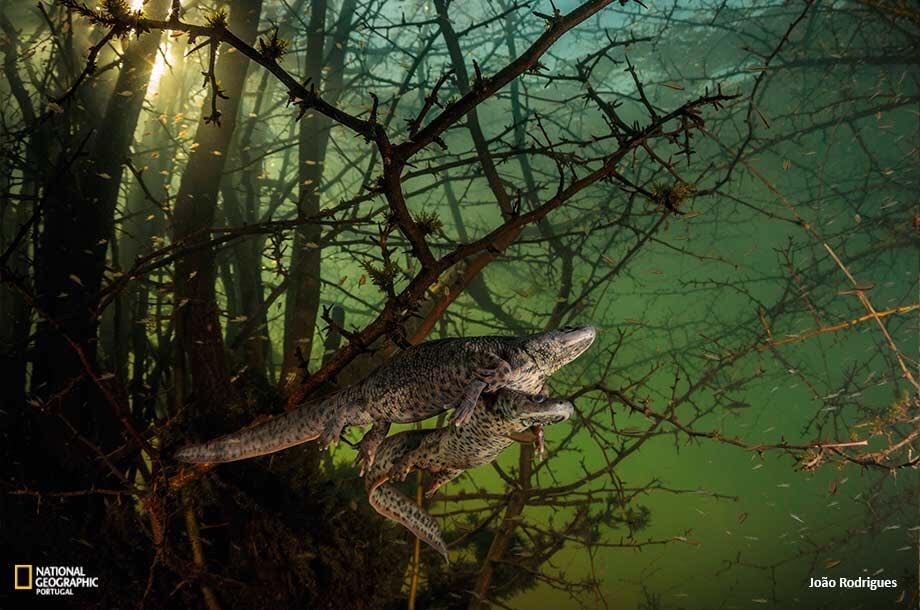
355 421 391 476
425 469 463 498
318 413 346 450
390 433 432 481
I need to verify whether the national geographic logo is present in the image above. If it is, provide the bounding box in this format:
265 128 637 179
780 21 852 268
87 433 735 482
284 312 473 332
12 564 99 596
14 565 32 590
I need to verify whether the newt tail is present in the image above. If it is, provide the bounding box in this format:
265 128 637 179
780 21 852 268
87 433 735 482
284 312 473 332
369 483 449 563
174 388 365 463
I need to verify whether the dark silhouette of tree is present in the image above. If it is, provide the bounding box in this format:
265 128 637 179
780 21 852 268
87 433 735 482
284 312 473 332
173 0 264 416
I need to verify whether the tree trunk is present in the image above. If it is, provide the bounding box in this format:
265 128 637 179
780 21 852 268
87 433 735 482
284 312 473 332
95 0 170 384
119 37 188 420
469 445 535 609
0 11 36 424
281 0 356 392
221 70 273 376
172 0 264 415
30 0 169 482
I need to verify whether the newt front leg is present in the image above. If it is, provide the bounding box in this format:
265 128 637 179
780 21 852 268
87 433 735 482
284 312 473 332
453 355 513 427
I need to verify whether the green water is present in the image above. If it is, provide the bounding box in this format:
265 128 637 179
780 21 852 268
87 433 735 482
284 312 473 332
2 0 915 607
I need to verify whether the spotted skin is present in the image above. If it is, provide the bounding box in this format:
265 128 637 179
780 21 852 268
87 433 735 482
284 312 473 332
175 326 594 465
173 398 339 464
364 390 574 563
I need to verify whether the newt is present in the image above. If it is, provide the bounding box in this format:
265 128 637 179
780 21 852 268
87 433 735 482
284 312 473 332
364 389 575 562
175 325 594 468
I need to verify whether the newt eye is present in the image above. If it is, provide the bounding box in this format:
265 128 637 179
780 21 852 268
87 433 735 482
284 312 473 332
532 393 546 403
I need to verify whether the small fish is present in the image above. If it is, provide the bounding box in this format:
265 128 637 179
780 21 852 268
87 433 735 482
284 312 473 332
825 559 841 569
790 513 805 524
738 512 749 524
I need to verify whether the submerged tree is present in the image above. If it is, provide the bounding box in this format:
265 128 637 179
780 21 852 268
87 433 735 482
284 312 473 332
1 0 916 608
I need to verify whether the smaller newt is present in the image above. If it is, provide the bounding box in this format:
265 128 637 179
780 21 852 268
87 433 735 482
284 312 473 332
364 389 574 562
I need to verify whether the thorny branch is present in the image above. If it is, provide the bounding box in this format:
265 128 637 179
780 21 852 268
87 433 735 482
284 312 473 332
2 0 917 607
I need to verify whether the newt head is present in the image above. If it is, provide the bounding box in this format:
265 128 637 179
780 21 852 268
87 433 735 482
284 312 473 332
493 391 574 437
511 325 596 379
514 396 574 429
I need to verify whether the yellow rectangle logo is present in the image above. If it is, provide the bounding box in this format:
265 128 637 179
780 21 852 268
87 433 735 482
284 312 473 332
14 565 33 590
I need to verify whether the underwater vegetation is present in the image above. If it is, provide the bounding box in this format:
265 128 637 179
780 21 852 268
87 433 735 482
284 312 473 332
0 0 916 608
